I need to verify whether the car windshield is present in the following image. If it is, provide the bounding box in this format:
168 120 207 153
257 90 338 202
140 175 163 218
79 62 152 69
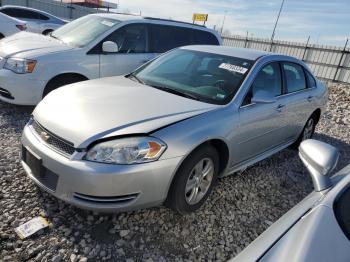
51 15 120 48
133 49 253 105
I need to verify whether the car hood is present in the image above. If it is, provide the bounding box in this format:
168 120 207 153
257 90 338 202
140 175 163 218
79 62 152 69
33 76 218 148
0 32 74 58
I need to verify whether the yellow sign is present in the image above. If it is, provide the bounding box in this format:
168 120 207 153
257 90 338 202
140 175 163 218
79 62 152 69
192 13 208 22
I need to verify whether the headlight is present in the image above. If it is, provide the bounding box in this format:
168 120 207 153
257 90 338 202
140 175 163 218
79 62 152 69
85 137 167 164
4 57 37 74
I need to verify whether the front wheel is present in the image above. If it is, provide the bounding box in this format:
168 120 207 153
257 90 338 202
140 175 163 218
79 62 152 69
166 145 219 214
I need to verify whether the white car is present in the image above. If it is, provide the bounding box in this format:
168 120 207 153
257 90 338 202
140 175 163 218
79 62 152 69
0 13 221 105
0 12 26 39
0 5 66 35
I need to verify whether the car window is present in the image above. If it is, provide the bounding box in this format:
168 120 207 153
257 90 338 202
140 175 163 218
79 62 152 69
194 30 219 45
306 71 317 88
154 51 195 74
283 62 307 93
0 8 22 18
51 15 120 48
149 24 195 53
334 185 350 241
1 8 39 19
133 49 253 105
242 62 282 106
106 24 147 53
36 12 49 21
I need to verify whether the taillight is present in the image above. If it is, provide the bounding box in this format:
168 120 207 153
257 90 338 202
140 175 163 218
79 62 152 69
16 24 27 31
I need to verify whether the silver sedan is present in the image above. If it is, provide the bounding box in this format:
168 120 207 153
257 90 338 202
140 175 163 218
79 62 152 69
21 45 327 213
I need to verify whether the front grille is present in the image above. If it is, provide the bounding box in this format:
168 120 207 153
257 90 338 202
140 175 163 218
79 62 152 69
30 119 75 156
0 87 14 99
73 193 139 205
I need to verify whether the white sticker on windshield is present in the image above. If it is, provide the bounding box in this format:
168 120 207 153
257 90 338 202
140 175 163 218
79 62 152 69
101 20 115 27
219 63 248 74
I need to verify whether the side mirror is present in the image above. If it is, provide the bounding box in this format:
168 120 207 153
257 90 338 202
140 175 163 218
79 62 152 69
102 41 119 53
251 90 276 104
299 139 339 192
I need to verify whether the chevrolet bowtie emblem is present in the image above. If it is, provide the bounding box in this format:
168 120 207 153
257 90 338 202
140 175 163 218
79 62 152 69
40 131 50 142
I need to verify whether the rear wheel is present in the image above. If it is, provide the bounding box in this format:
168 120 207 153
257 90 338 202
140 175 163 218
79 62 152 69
166 145 219 214
43 75 87 98
292 115 317 148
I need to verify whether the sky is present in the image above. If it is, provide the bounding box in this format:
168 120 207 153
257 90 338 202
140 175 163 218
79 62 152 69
110 0 350 47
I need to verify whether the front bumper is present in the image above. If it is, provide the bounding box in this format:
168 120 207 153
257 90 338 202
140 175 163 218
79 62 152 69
21 124 182 212
0 69 46 105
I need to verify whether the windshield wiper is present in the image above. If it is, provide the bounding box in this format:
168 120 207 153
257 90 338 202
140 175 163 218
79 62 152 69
150 85 200 101
127 74 145 85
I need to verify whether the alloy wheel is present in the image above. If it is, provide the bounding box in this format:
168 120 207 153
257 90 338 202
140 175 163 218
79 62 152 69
185 158 214 205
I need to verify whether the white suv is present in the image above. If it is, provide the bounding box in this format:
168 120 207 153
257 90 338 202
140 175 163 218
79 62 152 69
0 13 222 105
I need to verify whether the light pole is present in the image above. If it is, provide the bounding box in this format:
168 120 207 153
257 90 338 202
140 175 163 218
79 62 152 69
220 11 227 35
270 0 285 51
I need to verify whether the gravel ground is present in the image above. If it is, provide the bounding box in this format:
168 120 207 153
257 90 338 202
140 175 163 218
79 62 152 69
0 82 349 262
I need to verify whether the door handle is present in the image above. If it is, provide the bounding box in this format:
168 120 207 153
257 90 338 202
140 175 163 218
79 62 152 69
276 104 285 112
307 95 313 102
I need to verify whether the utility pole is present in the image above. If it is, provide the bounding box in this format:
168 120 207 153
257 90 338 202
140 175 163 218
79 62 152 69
220 11 227 35
270 0 285 51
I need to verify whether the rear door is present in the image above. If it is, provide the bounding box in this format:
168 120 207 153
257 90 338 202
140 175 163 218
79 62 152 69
279 62 315 140
99 23 155 77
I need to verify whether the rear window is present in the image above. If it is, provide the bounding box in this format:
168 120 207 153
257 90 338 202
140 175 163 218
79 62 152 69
149 24 219 53
0 8 44 20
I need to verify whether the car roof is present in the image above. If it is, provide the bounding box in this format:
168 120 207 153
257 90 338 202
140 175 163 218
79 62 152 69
92 13 215 31
180 45 272 60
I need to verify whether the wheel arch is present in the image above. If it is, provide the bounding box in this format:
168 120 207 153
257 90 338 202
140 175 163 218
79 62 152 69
165 138 230 202
43 72 89 96
42 29 54 35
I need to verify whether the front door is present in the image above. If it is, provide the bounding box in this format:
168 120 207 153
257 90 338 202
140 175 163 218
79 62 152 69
232 62 288 165
100 23 156 77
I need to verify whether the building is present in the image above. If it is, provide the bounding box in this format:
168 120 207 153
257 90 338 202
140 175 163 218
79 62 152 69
61 0 118 9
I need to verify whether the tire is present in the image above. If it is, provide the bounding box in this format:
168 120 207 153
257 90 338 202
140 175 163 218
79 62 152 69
166 145 219 214
0 33 4 40
42 29 53 35
43 75 87 98
292 115 317 148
